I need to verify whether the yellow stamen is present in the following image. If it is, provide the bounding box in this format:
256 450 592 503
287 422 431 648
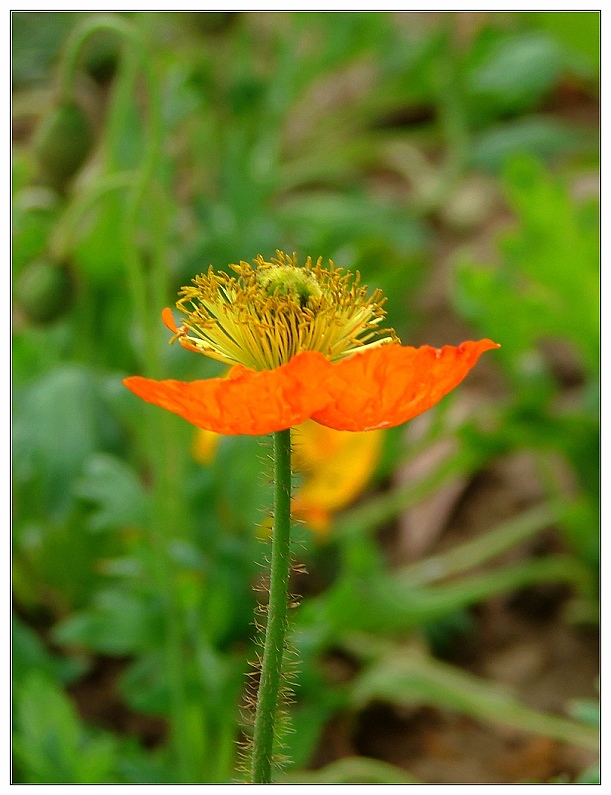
172 251 398 371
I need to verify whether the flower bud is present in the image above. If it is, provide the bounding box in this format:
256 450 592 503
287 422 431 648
33 102 93 191
14 259 73 323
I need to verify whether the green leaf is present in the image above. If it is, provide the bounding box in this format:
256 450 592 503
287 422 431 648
12 322 72 386
53 589 163 655
11 12 79 86
467 32 563 116
470 116 577 173
454 156 599 377
300 554 592 639
119 652 169 715
283 756 418 784
13 365 123 521
12 672 118 783
12 613 86 686
567 698 599 728
12 148 36 194
12 188 58 275
114 737 173 784
527 11 600 74
293 12 392 73
558 498 600 570
280 696 340 771
279 192 427 255
212 435 273 531
72 195 126 284
399 502 561 586
75 453 148 532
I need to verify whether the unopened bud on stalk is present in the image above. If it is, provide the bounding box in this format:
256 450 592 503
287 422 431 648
33 101 93 191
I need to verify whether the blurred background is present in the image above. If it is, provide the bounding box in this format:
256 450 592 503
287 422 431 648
12 11 599 784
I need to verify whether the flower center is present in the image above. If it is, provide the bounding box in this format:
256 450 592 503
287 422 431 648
257 265 323 308
172 251 398 371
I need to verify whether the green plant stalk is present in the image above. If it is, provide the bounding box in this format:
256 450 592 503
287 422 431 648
75 34 193 781
57 15 144 103
50 172 136 260
398 501 563 587
104 44 140 173
436 38 469 194
57 14 161 368
251 428 293 784
119 47 165 378
346 640 599 752
391 555 595 625
82 18 191 781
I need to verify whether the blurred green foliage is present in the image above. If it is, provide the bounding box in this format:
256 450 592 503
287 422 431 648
454 157 599 571
12 11 599 784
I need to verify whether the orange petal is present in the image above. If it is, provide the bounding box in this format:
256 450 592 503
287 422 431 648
123 351 338 436
311 340 500 432
161 307 178 333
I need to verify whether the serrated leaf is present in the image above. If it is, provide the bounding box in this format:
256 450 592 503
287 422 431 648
454 156 599 376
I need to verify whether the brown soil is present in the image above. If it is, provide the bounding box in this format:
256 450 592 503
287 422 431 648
68 657 167 749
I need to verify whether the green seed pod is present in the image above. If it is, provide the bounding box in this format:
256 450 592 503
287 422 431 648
33 102 93 191
82 33 120 85
14 259 73 323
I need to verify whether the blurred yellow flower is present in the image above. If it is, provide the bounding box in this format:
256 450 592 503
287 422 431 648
191 420 383 536
191 426 220 466
290 421 383 534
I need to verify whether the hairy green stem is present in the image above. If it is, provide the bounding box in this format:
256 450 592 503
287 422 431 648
251 428 293 783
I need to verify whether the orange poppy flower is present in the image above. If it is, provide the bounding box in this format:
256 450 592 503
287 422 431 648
123 252 499 436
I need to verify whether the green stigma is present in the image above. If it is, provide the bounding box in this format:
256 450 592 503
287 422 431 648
257 265 323 308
